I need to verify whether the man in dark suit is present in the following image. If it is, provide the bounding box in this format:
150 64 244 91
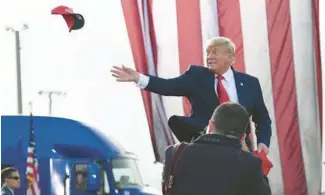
162 102 271 195
111 36 271 153
1 167 20 195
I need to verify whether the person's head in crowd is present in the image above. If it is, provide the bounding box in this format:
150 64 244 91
1 167 20 189
208 102 249 141
75 164 87 190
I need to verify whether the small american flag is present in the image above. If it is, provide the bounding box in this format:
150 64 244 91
26 102 41 195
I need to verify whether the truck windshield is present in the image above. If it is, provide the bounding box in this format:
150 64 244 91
111 158 144 189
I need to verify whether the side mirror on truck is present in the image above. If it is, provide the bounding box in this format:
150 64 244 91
86 163 101 192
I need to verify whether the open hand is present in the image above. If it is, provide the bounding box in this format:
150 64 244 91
111 65 140 82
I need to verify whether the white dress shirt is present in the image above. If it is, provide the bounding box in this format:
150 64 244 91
136 73 150 89
136 66 239 103
216 67 239 103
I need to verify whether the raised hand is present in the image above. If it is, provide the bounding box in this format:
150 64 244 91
110 65 140 83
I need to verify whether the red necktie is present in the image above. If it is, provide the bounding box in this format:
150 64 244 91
216 75 230 103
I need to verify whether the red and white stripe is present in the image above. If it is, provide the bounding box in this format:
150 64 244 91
26 143 41 195
121 0 176 162
121 0 322 194
320 0 325 192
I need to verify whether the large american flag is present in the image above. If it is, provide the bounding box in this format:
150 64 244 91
26 112 41 195
120 0 322 194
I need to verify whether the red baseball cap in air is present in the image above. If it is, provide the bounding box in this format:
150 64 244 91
51 5 84 32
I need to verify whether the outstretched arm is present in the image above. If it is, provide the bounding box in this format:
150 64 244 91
111 65 194 96
144 69 193 96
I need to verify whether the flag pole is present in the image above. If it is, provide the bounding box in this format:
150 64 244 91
26 101 33 188
29 101 33 116
26 101 41 194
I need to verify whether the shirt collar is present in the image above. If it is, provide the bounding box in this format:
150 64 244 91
221 66 233 82
8 187 14 194
3 186 14 194
193 134 242 149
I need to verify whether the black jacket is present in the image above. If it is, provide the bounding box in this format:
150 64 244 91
162 134 271 195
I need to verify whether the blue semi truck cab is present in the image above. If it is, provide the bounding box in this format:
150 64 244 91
1 115 160 195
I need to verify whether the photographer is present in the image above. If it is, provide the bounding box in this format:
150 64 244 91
162 102 271 195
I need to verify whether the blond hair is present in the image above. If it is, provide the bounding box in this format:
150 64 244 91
206 37 236 55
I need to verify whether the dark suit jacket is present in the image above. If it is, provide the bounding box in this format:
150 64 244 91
162 134 271 195
145 65 272 146
1 186 14 195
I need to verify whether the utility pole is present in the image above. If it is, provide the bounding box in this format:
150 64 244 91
5 24 28 114
38 90 66 116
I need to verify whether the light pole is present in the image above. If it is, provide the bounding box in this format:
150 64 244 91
38 90 66 116
5 24 28 114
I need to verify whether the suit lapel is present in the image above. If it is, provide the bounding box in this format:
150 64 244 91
232 69 247 106
2 187 13 195
204 70 220 106
204 67 248 107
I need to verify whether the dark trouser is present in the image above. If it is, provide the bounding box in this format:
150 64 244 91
168 116 203 143
168 116 254 150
